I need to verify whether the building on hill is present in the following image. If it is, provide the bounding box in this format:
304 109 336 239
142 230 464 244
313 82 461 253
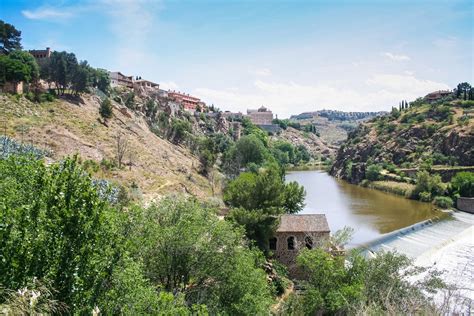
247 106 274 125
133 79 159 90
109 71 134 89
29 47 52 60
168 90 204 112
271 214 330 278
424 90 452 102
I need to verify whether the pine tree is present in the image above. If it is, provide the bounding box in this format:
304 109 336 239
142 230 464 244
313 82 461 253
99 98 113 121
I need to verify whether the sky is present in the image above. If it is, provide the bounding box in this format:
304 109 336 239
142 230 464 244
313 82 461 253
1 0 473 118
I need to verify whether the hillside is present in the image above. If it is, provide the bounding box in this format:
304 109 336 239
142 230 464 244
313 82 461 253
271 126 337 160
290 110 385 145
0 94 215 202
331 99 474 184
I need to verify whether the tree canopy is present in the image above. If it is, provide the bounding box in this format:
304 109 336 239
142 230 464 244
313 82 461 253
0 20 22 54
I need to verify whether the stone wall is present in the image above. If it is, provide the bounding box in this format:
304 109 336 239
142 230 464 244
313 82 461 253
273 231 329 279
457 197 474 214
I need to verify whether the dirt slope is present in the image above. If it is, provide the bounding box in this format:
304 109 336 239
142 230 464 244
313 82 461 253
1 94 213 203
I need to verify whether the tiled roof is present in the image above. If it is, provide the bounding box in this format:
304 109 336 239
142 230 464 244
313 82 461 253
276 214 330 233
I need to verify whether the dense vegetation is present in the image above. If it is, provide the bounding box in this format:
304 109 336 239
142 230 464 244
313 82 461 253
0 154 275 314
0 20 457 314
331 84 473 206
291 110 384 122
0 19 109 101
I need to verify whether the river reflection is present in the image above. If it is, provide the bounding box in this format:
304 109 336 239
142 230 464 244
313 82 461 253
286 170 442 246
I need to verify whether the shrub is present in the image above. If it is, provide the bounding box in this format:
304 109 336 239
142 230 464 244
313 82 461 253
419 191 432 202
412 171 445 200
366 164 382 181
450 172 474 197
433 196 453 209
99 98 113 120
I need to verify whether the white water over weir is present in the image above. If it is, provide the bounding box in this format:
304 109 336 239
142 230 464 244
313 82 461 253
359 211 474 313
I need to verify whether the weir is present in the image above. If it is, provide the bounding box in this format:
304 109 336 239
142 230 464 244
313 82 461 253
359 211 473 258
359 211 474 313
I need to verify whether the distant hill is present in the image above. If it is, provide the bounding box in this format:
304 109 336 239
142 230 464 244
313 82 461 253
289 110 386 146
290 109 385 122
330 99 474 183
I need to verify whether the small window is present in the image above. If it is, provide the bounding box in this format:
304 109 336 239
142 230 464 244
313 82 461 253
305 236 313 249
287 236 295 250
269 237 277 250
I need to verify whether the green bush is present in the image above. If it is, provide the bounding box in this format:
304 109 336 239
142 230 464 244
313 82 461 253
99 98 113 120
366 164 382 181
419 191 432 202
433 196 453 209
412 171 445 201
450 172 474 197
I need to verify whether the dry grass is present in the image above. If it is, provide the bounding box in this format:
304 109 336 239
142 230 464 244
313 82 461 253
369 181 415 197
0 94 218 203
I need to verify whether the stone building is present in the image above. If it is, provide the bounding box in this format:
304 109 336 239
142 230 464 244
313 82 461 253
271 214 330 278
29 47 52 60
247 106 273 125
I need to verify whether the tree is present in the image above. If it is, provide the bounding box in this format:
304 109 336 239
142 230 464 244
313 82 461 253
412 170 445 201
293 249 444 315
365 164 382 181
0 20 22 54
0 54 30 86
0 156 127 312
7 50 39 83
71 60 90 95
99 98 113 121
456 82 471 100
115 132 129 168
92 69 110 95
131 197 273 314
450 171 474 197
224 164 305 250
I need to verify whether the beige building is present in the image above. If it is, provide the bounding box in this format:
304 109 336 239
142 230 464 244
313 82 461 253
247 106 274 125
133 79 159 90
271 214 330 278
109 71 133 89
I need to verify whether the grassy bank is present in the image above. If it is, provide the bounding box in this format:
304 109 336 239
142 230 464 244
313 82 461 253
286 162 330 172
365 180 415 198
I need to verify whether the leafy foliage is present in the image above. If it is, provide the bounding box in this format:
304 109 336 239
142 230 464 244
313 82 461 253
224 165 305 250
291 249 443 315
0 20 22 54
450 171 474 197
128 197 273 314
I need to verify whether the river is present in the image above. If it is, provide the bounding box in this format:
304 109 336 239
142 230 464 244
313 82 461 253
286 169 442 246
287 169 474 312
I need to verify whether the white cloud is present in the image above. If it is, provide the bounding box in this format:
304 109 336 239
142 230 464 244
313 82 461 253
101 0 161 73
382 52 411 62
22 8 75 20
195 74 449 118
366 74 449 93
250 68 272 76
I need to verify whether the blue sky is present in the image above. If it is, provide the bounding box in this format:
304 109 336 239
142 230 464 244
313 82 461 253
1 0 472 117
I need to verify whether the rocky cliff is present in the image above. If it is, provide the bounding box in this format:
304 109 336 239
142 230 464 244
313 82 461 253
331 100 474 183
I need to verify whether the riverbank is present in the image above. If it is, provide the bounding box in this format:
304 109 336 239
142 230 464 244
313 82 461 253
286 170 441 246
364 180 415 198
286 162 330 172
